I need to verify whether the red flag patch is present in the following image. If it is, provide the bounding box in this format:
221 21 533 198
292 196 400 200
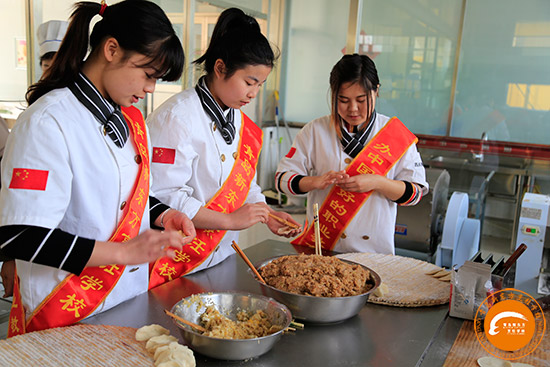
152 147 176 164
285 147 296 158
9 168 49 191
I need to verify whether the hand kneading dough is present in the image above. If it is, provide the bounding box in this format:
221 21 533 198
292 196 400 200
478 356 534 367
146 334 178 354
136 324 170 341
154 342 195 367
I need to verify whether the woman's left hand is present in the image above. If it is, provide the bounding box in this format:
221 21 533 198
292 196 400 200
335 173 384 193
263 205 302 238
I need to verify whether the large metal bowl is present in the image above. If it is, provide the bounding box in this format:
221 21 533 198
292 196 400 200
252 255 381 323
170 291 292 360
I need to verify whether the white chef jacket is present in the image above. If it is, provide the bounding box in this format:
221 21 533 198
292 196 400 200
276 114 428 255
0 88 151 318
147 88 265 273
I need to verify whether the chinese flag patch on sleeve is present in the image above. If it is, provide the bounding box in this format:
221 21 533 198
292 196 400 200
9 168 49 190
152 147 176 164
285 147 296 158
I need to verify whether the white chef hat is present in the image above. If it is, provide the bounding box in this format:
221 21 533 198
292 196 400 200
37 20 69 57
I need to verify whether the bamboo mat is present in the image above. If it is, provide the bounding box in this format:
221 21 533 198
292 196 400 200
337 252 450 307
443 311 550 367
0 324 154 366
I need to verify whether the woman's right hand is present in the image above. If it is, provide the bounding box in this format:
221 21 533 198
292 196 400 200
299 170 348 192
119 229 188 264
89 229 187 268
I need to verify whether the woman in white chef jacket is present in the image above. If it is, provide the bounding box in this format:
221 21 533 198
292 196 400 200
147 8 300 282
276 54 428 255
0 0 194 335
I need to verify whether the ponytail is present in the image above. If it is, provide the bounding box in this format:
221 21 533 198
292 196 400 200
27 0 184 105
193 8 276 78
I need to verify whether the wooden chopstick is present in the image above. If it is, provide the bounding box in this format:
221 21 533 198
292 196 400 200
231 241 267 284
313 203 321 256
268 213 300 229
164 310 207 333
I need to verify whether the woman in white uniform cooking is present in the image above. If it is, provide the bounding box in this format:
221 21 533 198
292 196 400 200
0 0 194 336
276 54 428 255
147 8 300 288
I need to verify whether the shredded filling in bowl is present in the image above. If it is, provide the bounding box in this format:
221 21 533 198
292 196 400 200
199 306 283 339
259 254 374 297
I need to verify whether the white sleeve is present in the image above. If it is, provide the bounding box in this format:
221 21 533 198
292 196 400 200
0 112 71 227
274 123 313 196
148 109 203 219
392 143 429 196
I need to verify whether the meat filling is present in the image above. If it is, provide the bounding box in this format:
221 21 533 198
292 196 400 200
259 254 374 297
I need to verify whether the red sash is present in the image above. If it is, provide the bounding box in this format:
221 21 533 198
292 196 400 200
292 117 417 250
148 112 262 289
8 106 149 336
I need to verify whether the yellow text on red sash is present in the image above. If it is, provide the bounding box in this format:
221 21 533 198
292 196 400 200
8 106 149 336
148 112 263 289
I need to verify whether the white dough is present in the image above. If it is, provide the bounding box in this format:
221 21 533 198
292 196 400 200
156 362 181 367
135 324 170 341
277 226 295 235
154 342 195 367
145 334 178 354
477 356 534 367
373 283 389 297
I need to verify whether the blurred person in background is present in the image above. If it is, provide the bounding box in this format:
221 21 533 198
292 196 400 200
37 20 69 74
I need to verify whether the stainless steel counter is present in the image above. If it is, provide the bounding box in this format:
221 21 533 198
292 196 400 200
84 240 462 366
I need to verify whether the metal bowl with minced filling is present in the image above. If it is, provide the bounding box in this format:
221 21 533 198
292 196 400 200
170 291 292 360
252 254 381 323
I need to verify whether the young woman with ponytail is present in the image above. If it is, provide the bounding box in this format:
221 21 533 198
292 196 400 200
146 8 301 287
0 0 195 335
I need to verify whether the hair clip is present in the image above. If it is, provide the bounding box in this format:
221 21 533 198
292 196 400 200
99 0 107 16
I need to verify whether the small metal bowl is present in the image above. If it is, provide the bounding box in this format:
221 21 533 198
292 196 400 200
170 291 292 360
252 255 381 324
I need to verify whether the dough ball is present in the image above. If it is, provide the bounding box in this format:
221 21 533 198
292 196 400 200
154 342 182 361
477 356 534 367
277 226 294 235
145 334 178 354
156 362 181 367
136 324 170 341
154 342 195 367
373 283 389 297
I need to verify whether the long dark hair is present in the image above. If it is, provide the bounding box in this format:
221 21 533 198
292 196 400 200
329 54 380 137
27 0 184 105
193 7 275 78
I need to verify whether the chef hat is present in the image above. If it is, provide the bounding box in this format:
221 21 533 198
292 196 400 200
37 20 69 57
